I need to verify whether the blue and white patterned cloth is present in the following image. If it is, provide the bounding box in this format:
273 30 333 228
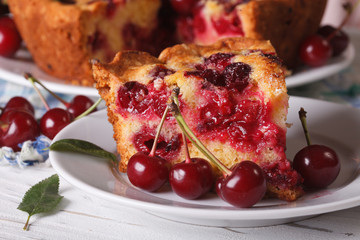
0 78 73 167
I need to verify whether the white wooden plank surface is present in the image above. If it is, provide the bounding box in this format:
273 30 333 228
1 165 359 240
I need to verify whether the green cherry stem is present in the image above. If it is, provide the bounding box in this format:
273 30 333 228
170 91 231 176
25 73 50 111
298 107 311 146
73 98 102 121
24 73 70 107
149 105 169 157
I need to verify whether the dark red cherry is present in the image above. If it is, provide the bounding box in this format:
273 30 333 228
169 158 214 199
40 108 73 139
1 96 35 118
170 0 198 15
67 95 96 118
317 25 349 57
299 35 332 67
293 144 340 189
217 161 266 208
127 152 170 192
0 16 22 57
0 111 40 151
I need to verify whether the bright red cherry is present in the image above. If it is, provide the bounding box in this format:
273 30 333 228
0 16 22 57
216 161 266 208
169 158 214 200
300 34 332 67
40 108 73 139
127 152 170 192
293 144 340 189
67 95 96 118
0 111 40 151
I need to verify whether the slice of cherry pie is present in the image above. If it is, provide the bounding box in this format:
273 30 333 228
92 37 304 201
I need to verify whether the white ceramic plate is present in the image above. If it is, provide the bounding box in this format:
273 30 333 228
0 44 355 96
49 96 360 228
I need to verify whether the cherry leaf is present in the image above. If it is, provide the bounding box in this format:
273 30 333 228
17 174 63 230
50 138 117 163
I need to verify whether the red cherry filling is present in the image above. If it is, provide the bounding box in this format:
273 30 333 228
117 81 150 115
133 127 182 162
149 65 175 81
211 14 243 35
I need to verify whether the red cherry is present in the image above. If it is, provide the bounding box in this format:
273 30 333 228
0 16 17 29
317 25 349 57
216 161 266 208
293 144 340 189
0 17 22 57
299 35 332 67
169 158 214 199
170 0 198 15
127 152 170 192
1 96 35 118
67 95 96 118
0 111 40 151
40 108 73 139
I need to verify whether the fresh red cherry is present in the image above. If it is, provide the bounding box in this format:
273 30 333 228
170 0 198 15
127 105 171 192
1 96 35 118
216 161 266 208
127 151 170 192
0 16 22 57
0 111 40 151
67 95 96 118
293 108 341 189
317 25 349 57
169 157 214 200
299 34 332 67
40 108 73 139
293 145 340 189
0 16 18 29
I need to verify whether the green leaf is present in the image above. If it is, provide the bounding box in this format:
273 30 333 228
17 174 63 230
50 138 117 163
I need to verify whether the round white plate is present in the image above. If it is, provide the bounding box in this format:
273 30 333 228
0 44 355 96
50 96 360 228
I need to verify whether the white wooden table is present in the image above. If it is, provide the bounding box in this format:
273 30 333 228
1 165 359 240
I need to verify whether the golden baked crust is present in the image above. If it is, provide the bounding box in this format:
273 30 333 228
92 37 304 201
8 0 160 86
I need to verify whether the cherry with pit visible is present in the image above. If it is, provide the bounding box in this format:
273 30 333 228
292 108 340 189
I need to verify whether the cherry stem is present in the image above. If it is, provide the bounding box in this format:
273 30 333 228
149 105 169 157
73 98 102 121
170 90 231 176
24 73 70 107
182 133 191 164
327 0 360 42
298 107 311 146
25 73 50 111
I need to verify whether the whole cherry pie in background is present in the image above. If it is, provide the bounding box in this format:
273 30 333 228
7 0 327 86
92 37 304 202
